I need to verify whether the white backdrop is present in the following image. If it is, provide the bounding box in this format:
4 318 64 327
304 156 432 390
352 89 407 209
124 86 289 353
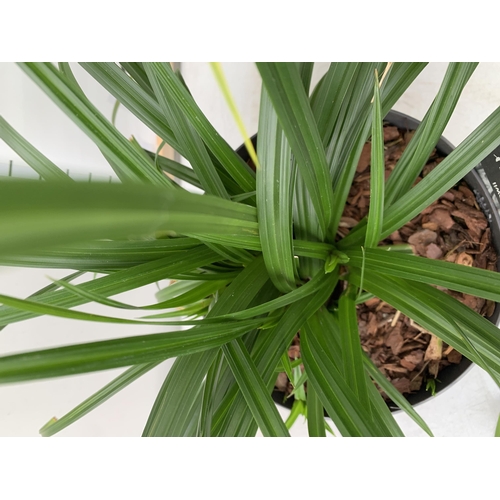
0 62 499 436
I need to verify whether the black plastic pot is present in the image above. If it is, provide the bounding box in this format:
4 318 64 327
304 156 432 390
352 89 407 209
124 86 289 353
236 109 500 412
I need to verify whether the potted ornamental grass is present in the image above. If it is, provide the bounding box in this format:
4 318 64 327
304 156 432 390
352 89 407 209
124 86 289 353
0 62 500 437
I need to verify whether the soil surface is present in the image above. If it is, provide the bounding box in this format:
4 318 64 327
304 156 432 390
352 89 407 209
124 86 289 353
275 124 498 402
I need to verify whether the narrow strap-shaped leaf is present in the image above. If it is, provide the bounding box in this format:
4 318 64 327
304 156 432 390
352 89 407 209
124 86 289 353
347 268 500 375
362 354 433 437
19 63 173 188
292 174 324 279
204 241 255 265
309 308 404 437
0 269 86 335
0 180 258 257
198 282 279 437
346 247 500 303
151 150 246 200
327 64 385 238
52 277 229 311
144 261 271 438
385 63 478 206
155 278 221 302
306 383 326 437
300 313 386 437
222 338 290 437
339 104 500 249
142 63 255 193
119 62 156 98
362 371 405 437
448 316 500 388
55 64 170 192
197 350 225 437
142 256 271 436
58 62 82 92
86 63 238 198
30 271 86 298
256 86 297 292
310 62 359 145
297 62 314 94
403 280 500 377
145 63 229 199
338 286 371 413
0 246 219 328
380 63 428 117
0 116 72 182
327 63 425 239
170 270 241 281
215 268 332 320
0 317 263 384
142 352 213 437
282 63 327 279
81 63 180 148
326 63 384 185
257 62 334 234
55 63 177 191
141 300 210 319
0 289 218 326
40 361 162 437
329 124 372 240
0 238 202 271
84 65 227 195
0 287 229 326
365 69 384 248
145 150 203 190
171 231 334 260
212 270 339 437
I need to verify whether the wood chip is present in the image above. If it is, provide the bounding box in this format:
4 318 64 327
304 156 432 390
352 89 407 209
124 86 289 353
385 329 405 356
456 252 474 266
383 126 400 142
424 335 443 362
356 143 371 172
426 243 443 259
391 310 401 327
